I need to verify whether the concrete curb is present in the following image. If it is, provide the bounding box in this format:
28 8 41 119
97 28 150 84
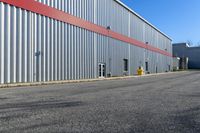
0 71 187 89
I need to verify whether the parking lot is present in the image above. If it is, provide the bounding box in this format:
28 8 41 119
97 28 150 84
0 71 200 133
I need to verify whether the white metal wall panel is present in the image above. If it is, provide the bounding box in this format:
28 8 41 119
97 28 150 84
0 2 4 83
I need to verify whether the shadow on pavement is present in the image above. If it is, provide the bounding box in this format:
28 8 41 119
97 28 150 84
0 100 83 111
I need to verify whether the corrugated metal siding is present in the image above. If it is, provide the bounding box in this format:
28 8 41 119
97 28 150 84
0 0 172 84
36 0 171 51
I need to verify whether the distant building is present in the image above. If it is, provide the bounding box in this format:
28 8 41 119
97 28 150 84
173 43 200 69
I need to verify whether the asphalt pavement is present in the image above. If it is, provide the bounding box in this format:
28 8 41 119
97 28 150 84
0 71 200 133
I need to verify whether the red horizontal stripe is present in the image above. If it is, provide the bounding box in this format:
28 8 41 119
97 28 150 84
0 0 172 57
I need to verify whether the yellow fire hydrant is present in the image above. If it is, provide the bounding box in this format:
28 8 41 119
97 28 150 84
137 67 144 76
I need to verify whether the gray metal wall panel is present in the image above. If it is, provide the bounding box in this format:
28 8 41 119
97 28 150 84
36 0 172 50
0 1 172 84
37 0 172 52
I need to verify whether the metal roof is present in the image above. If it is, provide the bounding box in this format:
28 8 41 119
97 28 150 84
173 43 190 47
115 0 172 41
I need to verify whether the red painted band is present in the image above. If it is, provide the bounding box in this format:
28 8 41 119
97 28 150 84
0 0 172 57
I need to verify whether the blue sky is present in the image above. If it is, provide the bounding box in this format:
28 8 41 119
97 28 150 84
121 0 200 45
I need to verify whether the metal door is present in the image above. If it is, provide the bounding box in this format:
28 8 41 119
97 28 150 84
98 63 106 78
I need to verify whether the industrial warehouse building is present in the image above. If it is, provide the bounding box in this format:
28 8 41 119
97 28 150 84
173 43 200 69
0 0 172 84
